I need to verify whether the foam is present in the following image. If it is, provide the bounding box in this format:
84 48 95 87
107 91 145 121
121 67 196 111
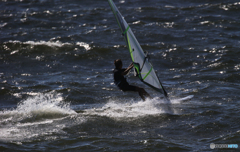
0 92 76 122
0 92 77 141
7 40 91 50
8 40 72 47
76 42 91 51
85 97 175 119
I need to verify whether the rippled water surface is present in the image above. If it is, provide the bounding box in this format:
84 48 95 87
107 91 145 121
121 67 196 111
0 0 240 151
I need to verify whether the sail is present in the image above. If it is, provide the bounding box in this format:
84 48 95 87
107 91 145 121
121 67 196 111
108 0 170 100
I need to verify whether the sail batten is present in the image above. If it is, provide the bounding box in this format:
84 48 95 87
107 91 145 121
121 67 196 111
108 0 170 101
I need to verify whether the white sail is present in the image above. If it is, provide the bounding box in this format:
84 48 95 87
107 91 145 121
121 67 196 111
108 0 169 100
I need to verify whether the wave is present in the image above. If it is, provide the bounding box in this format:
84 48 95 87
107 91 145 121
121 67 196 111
0 92 78 142
0 92 76 124
4 40 71 47
2 40 92 53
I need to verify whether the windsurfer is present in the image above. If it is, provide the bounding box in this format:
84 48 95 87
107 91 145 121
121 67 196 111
113 59 151 101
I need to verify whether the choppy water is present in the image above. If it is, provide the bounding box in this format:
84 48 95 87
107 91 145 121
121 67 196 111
0 0 240 151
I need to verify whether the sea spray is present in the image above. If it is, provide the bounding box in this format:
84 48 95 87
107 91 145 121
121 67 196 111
84 97 177 119
0 92 76 123
16 92 76 120
0 92 77 142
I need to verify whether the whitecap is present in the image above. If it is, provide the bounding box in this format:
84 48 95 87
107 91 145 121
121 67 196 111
0 92 76 124
76 42 91 51
7 40 72 47
0 92 78 142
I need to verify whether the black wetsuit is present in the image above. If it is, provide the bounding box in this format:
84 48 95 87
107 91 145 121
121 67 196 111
113 68 136 91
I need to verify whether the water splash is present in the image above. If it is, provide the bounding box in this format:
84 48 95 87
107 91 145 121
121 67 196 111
0 92 77 142
85 97 177 120
1 92 76 123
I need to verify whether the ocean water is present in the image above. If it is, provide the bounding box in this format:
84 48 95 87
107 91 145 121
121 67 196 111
0 0 240 151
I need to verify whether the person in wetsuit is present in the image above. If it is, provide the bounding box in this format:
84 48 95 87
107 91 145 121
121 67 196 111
113 59 151 101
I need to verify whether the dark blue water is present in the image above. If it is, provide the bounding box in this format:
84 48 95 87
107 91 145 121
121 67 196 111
1 0 240 151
